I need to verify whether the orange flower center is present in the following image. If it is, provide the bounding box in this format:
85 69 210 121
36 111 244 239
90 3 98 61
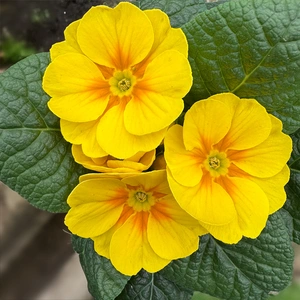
204 150 230 177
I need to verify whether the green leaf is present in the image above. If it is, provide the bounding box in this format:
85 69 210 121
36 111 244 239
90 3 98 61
280 128 300 244
72 236 130 300
183 0 300 133
0 53 86 213
136 0 230 28
161 213 294 300
117 269 193 300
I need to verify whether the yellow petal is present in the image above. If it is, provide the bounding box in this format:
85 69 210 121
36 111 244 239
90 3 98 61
65 178 128 238
164 125 204 187
148 208 199 260
65 201 124 238
199 219 243 244
93 205 134 259
133 9 188 77
50 20 82 60
97 103 167 159
216 94 272 151
79 173 137 182
77 3 154 69
135 50 192 98
72 145 108 172
125 90 183 135
229 115 292 178
167 170 237 225
250 165 290 214
44 54 110 122
122 170 169 194
110 212 170 276
50 41 78 61
67 178 127 207
107 151 155 172
221 176 269 238
183 99 232 153
61 119 107 158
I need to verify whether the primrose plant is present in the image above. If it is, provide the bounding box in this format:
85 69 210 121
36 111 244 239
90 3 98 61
0 1 300 299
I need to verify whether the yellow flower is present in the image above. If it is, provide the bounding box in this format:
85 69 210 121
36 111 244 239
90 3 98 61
72 144 155 173
65 170 206 275
164 93 292 244
42 2 192 159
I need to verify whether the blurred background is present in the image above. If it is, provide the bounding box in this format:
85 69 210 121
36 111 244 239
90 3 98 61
0 0 299 299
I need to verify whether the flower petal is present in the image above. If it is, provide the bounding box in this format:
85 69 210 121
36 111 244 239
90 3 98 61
133 9 188 77
44 53 110 122
250 165 290 214
65 179 128 238
72 145 108 172
215 94 272 151
77 3 154 69
135 50 192 98
167 170 237 225
50 20 82 60
61 119 107 158
153 195 207 235
122 170 169 194
79 173 137 182
97 102 166 159
65 202 124 238
199 219 243 244
220 176 269 238
229 115 292 178
125 91 183 135
110 212 170 276
164 125 204 187
183 99 232 153
93 205 134 259
148 207 199 260
67 178 127 207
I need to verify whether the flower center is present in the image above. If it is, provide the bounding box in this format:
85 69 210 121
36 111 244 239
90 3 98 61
127 188 156 212
135 191 148 203
109 70 136 97
204 150 230 177
208 156 220 169
118 78 131 91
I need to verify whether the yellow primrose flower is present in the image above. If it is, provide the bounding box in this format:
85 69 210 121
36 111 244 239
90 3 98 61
72 144 155 173
65 170 206 276
42 2 192 159
164 93 292 244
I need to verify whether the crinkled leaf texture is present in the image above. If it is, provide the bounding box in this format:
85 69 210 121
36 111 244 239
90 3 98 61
280 128 300 244
72 236 130 300
160 213 294 300
136 0 230 28
117 270 192 300
0 53 86 213
183 0 300 133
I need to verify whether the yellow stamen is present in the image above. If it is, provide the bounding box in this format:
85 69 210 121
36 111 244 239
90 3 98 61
209 156 220 169
118 78 131 92
135 191 148 203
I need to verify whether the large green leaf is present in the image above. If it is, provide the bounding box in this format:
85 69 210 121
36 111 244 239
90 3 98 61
280 128 300 244
183 0 300 133
160 213 294 300
136 0 230 28
72 236 130 300
0 53 86 213
117 270 193 300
